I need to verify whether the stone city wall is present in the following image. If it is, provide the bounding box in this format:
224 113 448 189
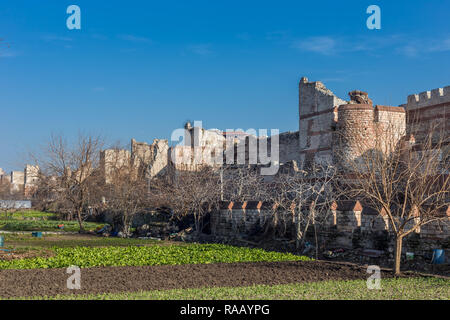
298 77 347 168
211 201 450 258
401 85 450 148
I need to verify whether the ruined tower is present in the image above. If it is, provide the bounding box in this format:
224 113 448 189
131 138 169 178
298 77 407 171
298 77 346 168
334 104 405 170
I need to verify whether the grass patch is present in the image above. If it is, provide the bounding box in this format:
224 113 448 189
1 234 164 248
5 211 56 220
0 243 310 270
0 220 103 232
16 277 450 300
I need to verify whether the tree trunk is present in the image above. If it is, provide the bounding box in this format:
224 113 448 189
300 215 311 248
295 211 302 250
313 223 319 260
394 235 403 275
76 207 85 233
273 211 279 237
122 214 130 236
194 210 200 235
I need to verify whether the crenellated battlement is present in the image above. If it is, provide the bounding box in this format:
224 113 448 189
405 86 450 110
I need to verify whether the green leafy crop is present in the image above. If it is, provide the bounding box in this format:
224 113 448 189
0 244 310 269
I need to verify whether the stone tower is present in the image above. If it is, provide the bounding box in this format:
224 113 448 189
298 77 347 168
334 97 406 171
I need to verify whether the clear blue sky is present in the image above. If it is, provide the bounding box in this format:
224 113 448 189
1 0 449 171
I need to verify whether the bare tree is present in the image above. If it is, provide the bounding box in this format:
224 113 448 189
102 146 149 236
33 133 104 232
335 118 449 274
259 170 294 239
158 165 221 234
269 163 336 256
221 164 266 202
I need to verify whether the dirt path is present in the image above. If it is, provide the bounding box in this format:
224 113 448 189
0 260 397 298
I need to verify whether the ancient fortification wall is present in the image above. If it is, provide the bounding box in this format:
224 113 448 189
24 165 40 197
131 138 169 178
211 201 450 257
10 171 25 192
164 77 448 177
401 86 450 148
296 77 409 171
267 131 300 164
100 138 169 184
298 77 346 168
0 165 40 198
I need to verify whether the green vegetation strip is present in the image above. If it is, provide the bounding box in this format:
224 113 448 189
0 244 309 269
15 277 450 300
0 220 103 232
6 211 56 219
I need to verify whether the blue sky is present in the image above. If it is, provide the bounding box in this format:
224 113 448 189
0 0 449 171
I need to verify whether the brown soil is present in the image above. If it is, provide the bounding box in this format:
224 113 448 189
0 248 54 261
0 260 400 298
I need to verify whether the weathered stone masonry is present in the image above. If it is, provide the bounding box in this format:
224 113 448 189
298 77 346 167
100 138 169 184
401 85 450 149
334 104 406 169
292 77 449 171
211 201 450 257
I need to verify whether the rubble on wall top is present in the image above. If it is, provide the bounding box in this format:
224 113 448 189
299 76 347 106
299 76 326 89
301 79 327 90
132 138 168 146
348 90 373 105
300 76 308 83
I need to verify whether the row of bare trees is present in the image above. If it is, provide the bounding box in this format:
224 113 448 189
28 116 448 274
218 163 337 254
31 134 157 235
32 134 105 232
